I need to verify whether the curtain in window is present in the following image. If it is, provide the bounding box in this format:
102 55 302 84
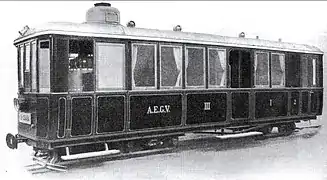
313 58 316 86
132 45 138 87
218 50 226 86
279 54 285 86
173 47 182 87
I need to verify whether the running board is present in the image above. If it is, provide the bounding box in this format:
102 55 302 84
215 131 263 140
295 125 321 130
61 149 121 161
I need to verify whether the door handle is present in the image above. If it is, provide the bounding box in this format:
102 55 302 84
269 99 273 107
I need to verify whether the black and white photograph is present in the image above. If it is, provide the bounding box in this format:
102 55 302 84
1 1 327 180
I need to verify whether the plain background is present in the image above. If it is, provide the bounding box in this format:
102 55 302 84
1 1 327 179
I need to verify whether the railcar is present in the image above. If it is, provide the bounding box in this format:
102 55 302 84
6 2 323 168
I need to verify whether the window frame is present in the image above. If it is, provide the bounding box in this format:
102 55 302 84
185 46 206 89
159 44 183 89
312 58 317 86
38 39 51 93
19 45 24 89
67 39 94 92
95 42 126 91
254 51 270 88
207 47 227 88
271 52 285 88
131 42 157 90
30 40 38 92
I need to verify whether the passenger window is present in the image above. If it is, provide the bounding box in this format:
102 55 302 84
302 55 317 87
96 43 125 90
132 43 156 89
255 52 269 87
312 58 316 86
31 41 37 92
271 53 285 87
208 48 226 87
68 40 94 92
160 45 182 88
39 40 51 93
185 47 205 87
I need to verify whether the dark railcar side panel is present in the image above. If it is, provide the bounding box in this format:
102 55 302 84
53 38 69 92
58 98 66 138
318 90 323 115
130 94 182 130
301 91 309 114
232 92 249 119
97 96 124 133
187 93 226 124
71 97 92 136
290 92 299 115
310 91 318 114
255 92 287 118
36 98 49 138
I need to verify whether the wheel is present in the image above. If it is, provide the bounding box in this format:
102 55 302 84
278 122 296 136
259 125 273 135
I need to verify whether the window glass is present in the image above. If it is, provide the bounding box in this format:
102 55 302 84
255 52 269 87
132 44 156 88
25 44 30 72
209 48 226 87
96 43 125 90
23 43 31 91
160 45 182 88
68 40 94 92
271 53 285 87
186 47 205 87
39 40 50 93
312 58 316 86
31 41 37 91
301 55 317 87
19 46 24 88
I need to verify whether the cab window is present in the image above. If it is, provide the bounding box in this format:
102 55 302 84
96 43 125 90
68 39 94 92
39 40 51 93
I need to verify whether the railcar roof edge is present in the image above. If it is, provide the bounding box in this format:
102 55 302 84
14 22 323 55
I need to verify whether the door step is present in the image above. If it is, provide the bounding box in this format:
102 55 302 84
215 131 263 139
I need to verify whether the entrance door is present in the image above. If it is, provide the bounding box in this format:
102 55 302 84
229 50 252 88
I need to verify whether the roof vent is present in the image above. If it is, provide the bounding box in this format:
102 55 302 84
173 25 182 31
86 2 120 24
239 32 245 38
127 20 136 28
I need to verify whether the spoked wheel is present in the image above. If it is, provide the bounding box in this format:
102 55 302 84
278 122 296 136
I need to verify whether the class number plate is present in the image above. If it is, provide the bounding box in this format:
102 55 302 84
19 112 31 125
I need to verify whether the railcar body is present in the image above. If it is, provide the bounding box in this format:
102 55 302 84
6 3 323 164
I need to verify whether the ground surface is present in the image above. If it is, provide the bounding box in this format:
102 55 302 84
2 114 327 180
